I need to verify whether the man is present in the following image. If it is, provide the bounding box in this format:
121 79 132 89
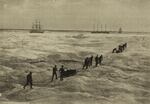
99 55 103 65
59 65 65 81
95 55 99 67
112 48 117 53
118 45 123 53
51 65 58 82
83 57 89 69
124 43 127 49
89 55 93 66
24 72 33 89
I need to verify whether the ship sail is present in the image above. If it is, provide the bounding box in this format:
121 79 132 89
119 27 122 33
30 20 44 33
91 23 109 34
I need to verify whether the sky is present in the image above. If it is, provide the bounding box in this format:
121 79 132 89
0 0 150 32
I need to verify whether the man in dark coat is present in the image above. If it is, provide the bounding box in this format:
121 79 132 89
83 57 89 69
112 48 117 53
118 45 123 53
24 72 33 89
59 65 65 81
51 65 58 82
95 55 99 67
99 55 103 65
89 55 93 66
124 43 127 49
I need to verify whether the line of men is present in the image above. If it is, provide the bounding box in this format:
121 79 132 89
82 54 103 69
23 43 127 89
23 54 103 89
112 43 127 53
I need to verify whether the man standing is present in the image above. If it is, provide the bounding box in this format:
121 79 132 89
118 45 123 53
83 57 89 69
112 48 117 53
90 55 93 66
99 55 103 65
95 55 99 67
51 65 58 82
24 72 33 89
59 65 65 81
124 43 127 49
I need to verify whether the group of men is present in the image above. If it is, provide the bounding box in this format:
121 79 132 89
24 65 65 89
83 54 103 69
112 43 127 53
23 54 104 89
51 65 65 82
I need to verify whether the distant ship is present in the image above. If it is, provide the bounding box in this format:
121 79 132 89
91 24 109 34
30 20 44 33
118 27 122 33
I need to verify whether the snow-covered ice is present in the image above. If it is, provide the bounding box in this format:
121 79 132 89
0 31 150 104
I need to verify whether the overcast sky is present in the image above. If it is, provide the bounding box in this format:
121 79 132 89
0 0 150 32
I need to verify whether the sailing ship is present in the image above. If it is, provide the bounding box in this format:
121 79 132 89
30 20 44 33
91 24 109 34
118 27 122 33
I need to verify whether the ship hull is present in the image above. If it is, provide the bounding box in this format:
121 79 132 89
91 31 109 34
30 30 44 33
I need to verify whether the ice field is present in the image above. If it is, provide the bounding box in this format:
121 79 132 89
0 31 150 104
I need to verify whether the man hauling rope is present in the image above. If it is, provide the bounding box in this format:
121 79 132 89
24 72 33 89
59 65 65 81
95 55 99 67
83 57 89 69
99 55 103 65
51 65 58 82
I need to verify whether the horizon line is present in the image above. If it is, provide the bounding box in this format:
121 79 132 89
0 28 150 34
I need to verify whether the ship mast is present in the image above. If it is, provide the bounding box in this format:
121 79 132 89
101 24 103 32
97 24 99 32
32 23 34 29
105 24 107 32
35 20 38 30
32 22 35 30
39 21 41 30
